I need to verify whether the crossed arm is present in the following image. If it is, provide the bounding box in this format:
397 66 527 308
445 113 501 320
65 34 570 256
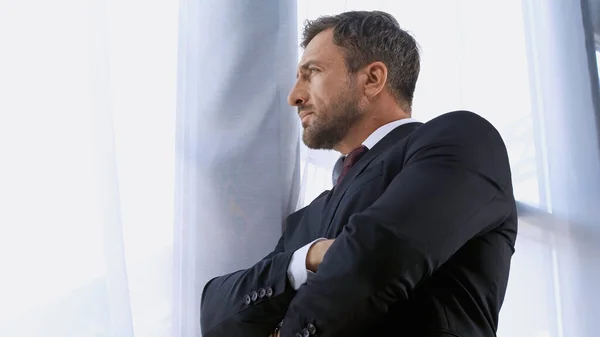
203 112 512 337
200 223 334 337
200 194 332 337
278 112 512 337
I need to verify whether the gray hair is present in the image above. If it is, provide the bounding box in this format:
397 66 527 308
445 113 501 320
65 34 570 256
301 11 420 111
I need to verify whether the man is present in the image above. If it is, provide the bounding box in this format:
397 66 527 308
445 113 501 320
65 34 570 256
200 10 517 337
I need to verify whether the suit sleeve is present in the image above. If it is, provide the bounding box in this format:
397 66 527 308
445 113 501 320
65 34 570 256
280 111 515 337
200 209 307 337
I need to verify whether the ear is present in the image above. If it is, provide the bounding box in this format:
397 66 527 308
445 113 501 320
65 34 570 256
361 61 388 99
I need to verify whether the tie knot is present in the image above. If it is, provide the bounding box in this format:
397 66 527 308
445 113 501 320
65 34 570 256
332 145 369 186
343 145 368 168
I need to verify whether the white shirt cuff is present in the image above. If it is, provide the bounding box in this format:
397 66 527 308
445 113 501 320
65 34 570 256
287 238 326 290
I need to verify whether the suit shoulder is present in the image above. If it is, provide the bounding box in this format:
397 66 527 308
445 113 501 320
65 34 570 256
407 110 511 186
412 110 504 146
427 110 495 130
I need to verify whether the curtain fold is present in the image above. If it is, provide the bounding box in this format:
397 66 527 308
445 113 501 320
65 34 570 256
521 1 600 335
173 1 300 336
89 0 134 335
0 0 178 336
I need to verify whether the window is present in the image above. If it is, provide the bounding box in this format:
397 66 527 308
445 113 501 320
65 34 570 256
296 1 543 208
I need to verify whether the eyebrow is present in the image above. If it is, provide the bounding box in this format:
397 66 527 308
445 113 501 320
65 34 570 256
300 60 323 69
296 60 325 78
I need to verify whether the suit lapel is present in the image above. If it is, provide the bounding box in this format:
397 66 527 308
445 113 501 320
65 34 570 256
321 122 422 235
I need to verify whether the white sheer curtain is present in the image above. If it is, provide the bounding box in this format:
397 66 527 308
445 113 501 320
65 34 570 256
2 1 598 337
175 1 300 337
0 0 179 336
297 1 600 337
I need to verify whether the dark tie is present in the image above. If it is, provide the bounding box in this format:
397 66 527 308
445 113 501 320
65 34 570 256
333 145 369 186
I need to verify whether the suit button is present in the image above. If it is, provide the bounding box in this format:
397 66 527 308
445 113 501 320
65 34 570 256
266 287 273 297
301 328 310 337
250 291 258 301
307 323 317 334
243 294 251 305
258 288 266 298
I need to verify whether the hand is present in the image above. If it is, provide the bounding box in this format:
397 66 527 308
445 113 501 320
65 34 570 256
306 239 335 272
268 330 280 337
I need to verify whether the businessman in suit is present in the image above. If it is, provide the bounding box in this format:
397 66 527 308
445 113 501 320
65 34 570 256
200 10 517 337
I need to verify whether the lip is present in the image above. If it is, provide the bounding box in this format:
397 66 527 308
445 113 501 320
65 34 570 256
300 112 314 123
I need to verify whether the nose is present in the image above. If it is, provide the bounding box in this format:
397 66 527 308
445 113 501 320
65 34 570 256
287 81 307 107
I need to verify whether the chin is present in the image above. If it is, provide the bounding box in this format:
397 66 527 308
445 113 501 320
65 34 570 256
302 125 339 150
301 133 318 149
302 137 335 150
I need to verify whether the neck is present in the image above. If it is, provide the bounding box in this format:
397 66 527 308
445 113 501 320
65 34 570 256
334 110 410 155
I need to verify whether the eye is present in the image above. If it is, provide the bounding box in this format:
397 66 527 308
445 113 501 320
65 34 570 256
308 67 320 73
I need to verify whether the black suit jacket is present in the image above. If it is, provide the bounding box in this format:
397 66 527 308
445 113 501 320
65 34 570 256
200 111 518 337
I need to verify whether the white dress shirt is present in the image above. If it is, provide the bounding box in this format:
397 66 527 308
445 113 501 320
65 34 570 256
287 117 419 290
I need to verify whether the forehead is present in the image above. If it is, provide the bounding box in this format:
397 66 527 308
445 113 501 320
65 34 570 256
299 29 344 66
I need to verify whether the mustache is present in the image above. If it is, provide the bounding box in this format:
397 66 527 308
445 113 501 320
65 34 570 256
297 106 315 115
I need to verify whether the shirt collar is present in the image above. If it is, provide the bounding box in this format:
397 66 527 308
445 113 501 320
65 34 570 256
362 117 419 150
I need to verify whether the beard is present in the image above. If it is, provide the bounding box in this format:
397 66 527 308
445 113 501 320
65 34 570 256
301 90 364 150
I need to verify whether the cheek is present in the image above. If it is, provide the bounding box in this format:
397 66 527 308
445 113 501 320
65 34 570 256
312 87 333 110
310 75 343 112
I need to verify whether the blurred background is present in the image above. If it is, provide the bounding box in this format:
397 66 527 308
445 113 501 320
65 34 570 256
0 0 598 336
